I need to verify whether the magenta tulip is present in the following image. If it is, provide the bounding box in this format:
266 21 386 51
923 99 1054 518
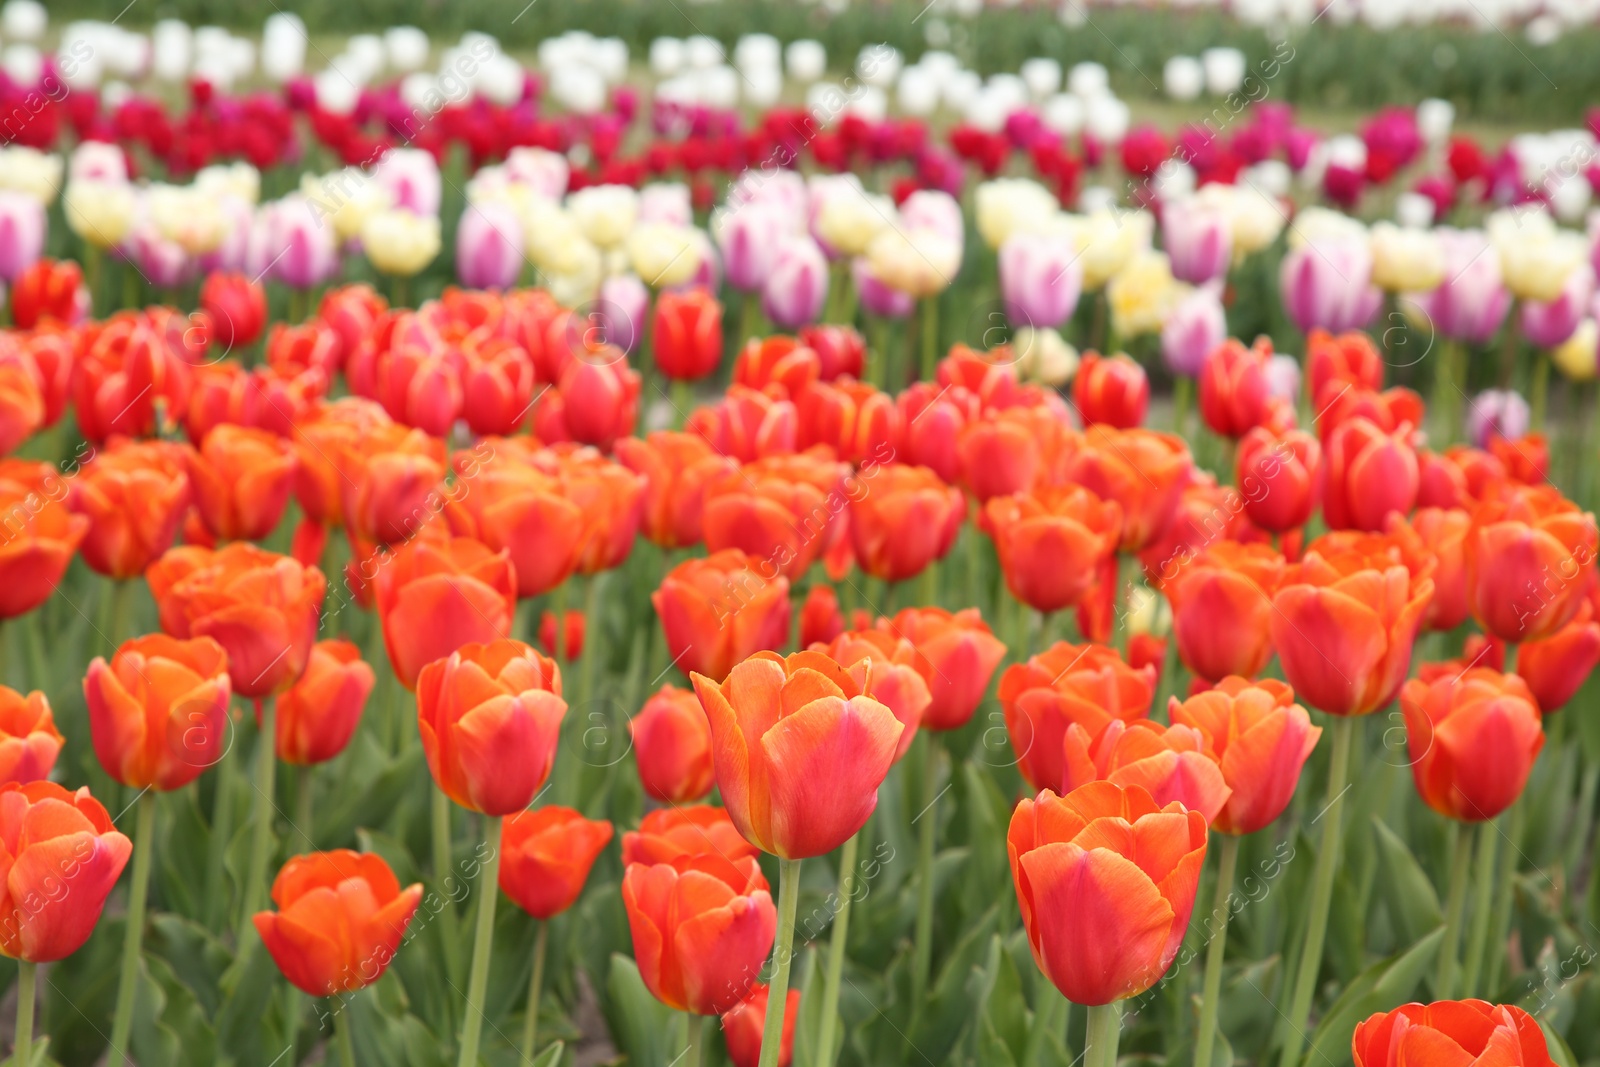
1280 236 1382 334
265 196 339 290
1161 283 1227 377
1520 263 1593 348
717 202 785 293
762 235 828 329
1412 228 1511 345
1162 201 1232 284
599 273 649 355
0 191 45 283
372 148 441 217
455 203 524 290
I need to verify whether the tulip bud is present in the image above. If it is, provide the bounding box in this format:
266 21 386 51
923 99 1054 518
629 685 714 803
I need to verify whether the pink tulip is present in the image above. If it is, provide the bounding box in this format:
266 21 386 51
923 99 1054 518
0 191 45 283
639 183 693 226
999 232 1082 330
505 147 570 200
125 227 194 289
1412 228 1510 345
1279 237 1382 334
599 273 649 355
717 202 785 293
373 148 441 216
1466 389 1529 447
455 203 524 289
266 196 339 291
1520 263 1594 348
1162 203 1232 284
854 256 914 319
668 232 722 295
1161 283 1227 377
762 236 828 329
900 190 964 244
197 196 256 276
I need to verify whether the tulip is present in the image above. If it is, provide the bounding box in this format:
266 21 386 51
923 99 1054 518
253 850 422 995
797 378 897 466
0 467 87 619
1410 507 1471 631
762 236 829 330
85 634 232 790
1169 678 1319 833
1074 352 1149 429
866 224 961 300
798 324 866 381
275 640 374 765
1304 329 1383 406
19 329 72 429
336 425 447 547
146 543 326 698
362 209 441 279
812 629 931 763
616 432 740 550
723 986 800 1067
1401 668 1542 823
1519 262 1593 348
1062 718 1232 823
848 463 965 583
455 202 524 290
1413 229 1511 345
534 352 641 453
187 424 297 543
1464 484 1598 644
538 610 586 663
622 855 777 1015
1352 1000 1555 1067
702 453 846 580
1200 337 1287 439
11 259 88 329
984 484 1122 614
0 687 56 786
690 385 799 463
1065 426 1193 552
1161 285 1227 378
630 685 715 803
883 607 1008 732
1493 209 1587 303
64 179 137 252
1235 427 1321 533
852 256 915 319
799 586 845 649
370 533 517 689
418 639 565 816
1369 222 1446 293
621 806 761 868
1008 782 1207 1005
499 806 613 919
199 272 268 351
1516 601 1600 712
264 197 340 291
373 149 442 216
0 191 45 283
0 782 132 962
998 232 1085 331
1553 318 1598 381
690 650 902 858
718 202 786 293
653 287 724 381
654 550 793 684
290 399 398 530
1162 200 1232 284
999 641 1157 793
1322 415 1419 532
1167 542 1286 682
1279 236 1382 334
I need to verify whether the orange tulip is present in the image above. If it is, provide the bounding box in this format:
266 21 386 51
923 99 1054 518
67 439 192 580
653 549 792 682
185 361 324 443
1408 507 1471 631
1061 718 1231 824
0 465 88 619
147 543 326 698
958 406 1061 504
689 385 798 464
0 354 43 456
1401 668 1543 822
984 484 1122 613
812 629 931 762
1316 386 1424 443
630 685 715 803
882 607 1008 731
275 640 374 765
690 650 903 858
253 850 422 996
1065 426 1192 552
1353 1000 1556 1067
338 423 448 547
895 381 975 485
998 642 1157 793
1166 541 1285 683
1489 433 1548 487
0 687 60 785
372 533 517 689
1168 678 1321 834
417 639 566 816
290 398 396 530
498 806 614 919
84 634 231 790
1073 351 1149 429
733 336 821 398
1270 541 1433 716
615 431 739 550
623 854 777 1015
1008 781 1207 1005
0 782 131 963
538 609 585 662
1305 328 1383 405
848 463 965 583
1416 446 1507 511
799 585 845 649
11 259 87 330
187 424 297 542
703 452 848 580
621 806 761 867
1322 415 1419 532
1236 427 1321 534
795 378 897 466
1464 484 1598 644
722 985 800 1067
1517 597 1600 712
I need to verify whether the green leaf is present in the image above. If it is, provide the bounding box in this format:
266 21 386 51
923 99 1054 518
603 953 671 1067
529 1040 565 1067
1371 816 1443 946
978 933 1028 1065
1300 926 1444 1067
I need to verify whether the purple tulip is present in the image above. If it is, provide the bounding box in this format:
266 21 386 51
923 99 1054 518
372 148 441 217
1162 202 1232 284
456 203 524 289
1466 389 1530 447
126 227 194 289
762 235 829 329
1520 263 1593 348
598 273 649 354
1279 237 1382 334
266 196 340 290
853 256 914 319
1412 228 1510 345
717 202 785 293
1161 283 1227 377
999 232 1082 330
0 191 45 283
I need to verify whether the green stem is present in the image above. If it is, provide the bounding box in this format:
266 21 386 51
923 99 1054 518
432 787 464 986
1436 820 1473 999
1486 797 1526 994
1530 351 1550 432
14 959 35 1067
579 574 604 708
1504 642 1520 676
1020 984 1066 1067
239 697 279 946
550 581 569 667
1194 834 1240 1067
456 816 504 1067
1172 375 1192 437
296 765 315 851
107 578 133 656
816 833 858 1067
336 1000 357 1067
870 317 892 390
756 858 803 1067
1277 714 1356 1067
84 243 103 316
1432 340 1463 444
1084 1001 1121 1067
520 922 548 1067
1461 817 1500 996
671 378 695 428
109 791 157 1065
919 298 939 382
911 734 941 1002
204 722 238 930
682 1012 706 1067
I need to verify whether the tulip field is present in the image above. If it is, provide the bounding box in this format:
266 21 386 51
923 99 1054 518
3 2 1600 1067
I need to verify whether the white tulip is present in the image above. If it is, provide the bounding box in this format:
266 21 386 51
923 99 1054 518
478 53 524 106
0 146 61 205
743 67 783 108
964 91 1010 133
1395 192 1438 230
919 51 961 80
197 162 261 205
1020 57 1062 99
942 69 982 112
1417 98 1455 144
897 68 940 116
2 45 43 88
346 34 385 76
1067 61 1108 97
1164 56 1204 101
151 20 191 82
1042 93 1085 135
1201 47 1247 94
685 35 723 69
734 34 781 75
261 13 308 83
385 27 430 72
594 39 629 84
697 65 740 110
65 179 136 248
785 39 827 82
650 38 686 77
70 141 126 183
505 147 570 200
1 0 46 42
568 185 639 249
857 45 901 87
313 71 361 115
975 178 1060 250
1084 96 1131 144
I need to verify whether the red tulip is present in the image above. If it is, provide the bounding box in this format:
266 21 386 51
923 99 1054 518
630 685 715 803
0 688 60 786
275 640 374 765
1073 351 1149 428
1236 427 1321 533
1352 1000 1555 1067
849 463 965 583
799 585 845 648
11 259 87 329
1064 426 1193 552
722 985 801 1067
499 806 614 919
985 484 1122 613
1464 484 1598 644
372 532 518 690
187 424 297 542
654 549 792 682
1062 718 1232 823
1166 541 1286 682
1305 328 1383 407
616 432 740 550
1322 415 1419 532
882 607 1008 731
1200 337 1288 439
653 287 724 381
1401 668 1542 822
200 272 268 351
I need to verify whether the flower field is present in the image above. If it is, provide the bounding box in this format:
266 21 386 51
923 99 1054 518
0 3 1595 1067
